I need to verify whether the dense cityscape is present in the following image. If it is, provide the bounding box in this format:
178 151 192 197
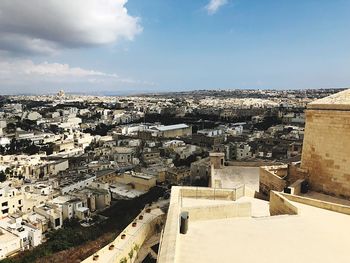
0 87 348 262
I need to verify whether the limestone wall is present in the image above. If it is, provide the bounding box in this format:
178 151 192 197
259 166 287 197
287 163 308 184
301 109 350 199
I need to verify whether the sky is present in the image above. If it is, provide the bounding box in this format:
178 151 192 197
0 0 350 95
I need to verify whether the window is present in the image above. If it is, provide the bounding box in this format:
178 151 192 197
1 202 8 207
55 218 61 227
2 208 9 214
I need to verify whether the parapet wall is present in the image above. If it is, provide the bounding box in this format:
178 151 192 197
281 193 350 216
183 202 251 222
180 186 245 201
269 191 298 216
259 166 287 197
82 207 164 263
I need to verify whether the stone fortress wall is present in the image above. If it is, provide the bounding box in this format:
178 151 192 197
301 102 350 199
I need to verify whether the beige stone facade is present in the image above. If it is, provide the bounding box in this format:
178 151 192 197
114 172 156 191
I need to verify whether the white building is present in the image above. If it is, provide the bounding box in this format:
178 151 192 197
236 143 253 160
34 204 62 230
0 215 42 250
0 185 24 218
0 137 10 146
27 111 42 121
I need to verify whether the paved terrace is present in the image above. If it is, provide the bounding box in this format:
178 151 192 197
157 185 265 263
178 201 350 263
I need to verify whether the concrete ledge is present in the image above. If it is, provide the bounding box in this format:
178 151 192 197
269 191 298 216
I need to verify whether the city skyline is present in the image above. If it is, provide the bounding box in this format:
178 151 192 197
1 0 350 94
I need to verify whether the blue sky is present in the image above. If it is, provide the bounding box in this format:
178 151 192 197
0 0 350 94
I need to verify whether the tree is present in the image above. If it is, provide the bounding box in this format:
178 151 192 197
0 171 6 182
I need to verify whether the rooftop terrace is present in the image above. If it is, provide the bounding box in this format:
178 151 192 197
158 186 350 263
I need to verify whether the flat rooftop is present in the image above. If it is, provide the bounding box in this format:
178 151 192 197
0 227 20 243
178 201 350 263
211 166 260 191
156 124 189 131
132 173 155 180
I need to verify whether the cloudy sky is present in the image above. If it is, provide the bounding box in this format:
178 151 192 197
0 0 350 95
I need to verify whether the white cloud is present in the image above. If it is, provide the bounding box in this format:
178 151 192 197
0 0 142 55
205 0 228 15
0 59 154 86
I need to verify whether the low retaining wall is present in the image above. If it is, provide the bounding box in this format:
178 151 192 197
183 202 251 222
82 208 164 263
269 191 298 216
281 193 350 216
259 166 287 197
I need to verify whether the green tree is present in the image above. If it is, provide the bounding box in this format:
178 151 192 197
128 249 134 260
0 171 6 182
133 243 139 252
